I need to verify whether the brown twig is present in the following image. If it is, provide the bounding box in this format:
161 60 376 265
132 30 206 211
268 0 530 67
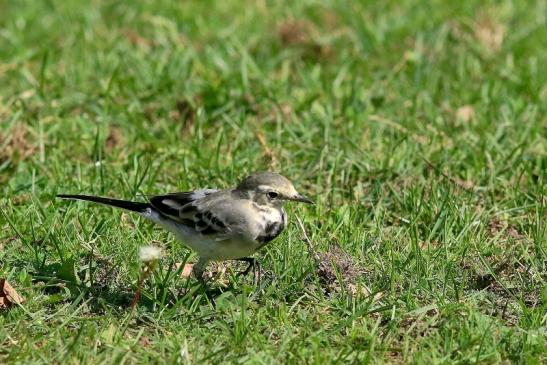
130 268 151 309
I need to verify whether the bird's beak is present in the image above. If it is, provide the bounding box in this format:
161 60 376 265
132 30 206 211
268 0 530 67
290 193 314 204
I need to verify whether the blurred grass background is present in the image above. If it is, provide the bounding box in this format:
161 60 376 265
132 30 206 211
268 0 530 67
0 0 545 363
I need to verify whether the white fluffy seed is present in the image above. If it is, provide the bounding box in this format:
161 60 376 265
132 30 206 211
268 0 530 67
139 245 162 263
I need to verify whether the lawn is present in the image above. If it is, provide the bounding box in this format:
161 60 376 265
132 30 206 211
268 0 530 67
0 0 545 363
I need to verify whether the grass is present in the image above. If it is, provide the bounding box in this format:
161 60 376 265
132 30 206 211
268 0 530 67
0 0 545 363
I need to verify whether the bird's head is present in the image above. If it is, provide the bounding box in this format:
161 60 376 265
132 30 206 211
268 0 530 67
236 172 313 207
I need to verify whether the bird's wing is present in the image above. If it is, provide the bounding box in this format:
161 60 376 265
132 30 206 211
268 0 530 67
149 189 218 217
149 189 232 238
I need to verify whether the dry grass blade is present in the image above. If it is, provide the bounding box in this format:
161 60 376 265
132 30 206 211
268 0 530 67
295 215 318 260
255 130 278 169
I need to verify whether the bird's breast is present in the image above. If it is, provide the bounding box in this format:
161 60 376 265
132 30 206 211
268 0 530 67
254 207 286 247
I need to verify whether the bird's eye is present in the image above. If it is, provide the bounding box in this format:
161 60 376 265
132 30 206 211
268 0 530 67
268 191 279 199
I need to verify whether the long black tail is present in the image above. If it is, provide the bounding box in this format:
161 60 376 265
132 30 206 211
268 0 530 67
57 194 150 213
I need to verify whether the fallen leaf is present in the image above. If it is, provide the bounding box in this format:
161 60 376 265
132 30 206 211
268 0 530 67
474 18 505 53
0 278 24 309
175 263 194 278
456 105 475 123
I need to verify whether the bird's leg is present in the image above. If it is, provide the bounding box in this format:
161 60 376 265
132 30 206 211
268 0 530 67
236 257 256 276
192 257 218 307
193 257 209 283
236 257 261 286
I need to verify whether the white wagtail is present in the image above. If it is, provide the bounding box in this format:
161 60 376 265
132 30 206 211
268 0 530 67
57 172 313 279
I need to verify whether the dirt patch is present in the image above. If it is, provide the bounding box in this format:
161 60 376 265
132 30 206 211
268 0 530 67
465 249 542 326
138 336 151 347
241 94 260 115
200 262 229 286
295 217 372 297
278 20 313 47
277 19 333 60
395 309 439 342
105 126 124 152
321 9 339 31
314 243 369 296
258 102 293 124
170 98 198 136
0 236 16 251
448 13 505 55
86 256 123 291
10 193 31 205
207 261 268 285
142 101 162 123
486 217 522 240
474 16 505 53
0 123 37 166
470 276 537 326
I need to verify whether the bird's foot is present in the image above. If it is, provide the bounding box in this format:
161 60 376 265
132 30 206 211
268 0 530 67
236 257 255 276
236 257 261 286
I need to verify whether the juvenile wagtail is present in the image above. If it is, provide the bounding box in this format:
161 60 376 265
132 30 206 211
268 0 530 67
57 172 313 279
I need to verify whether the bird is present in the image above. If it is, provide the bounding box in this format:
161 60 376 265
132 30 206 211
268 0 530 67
57 172 313 280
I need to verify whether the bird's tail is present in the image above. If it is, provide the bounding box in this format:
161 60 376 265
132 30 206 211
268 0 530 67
57 194 150 213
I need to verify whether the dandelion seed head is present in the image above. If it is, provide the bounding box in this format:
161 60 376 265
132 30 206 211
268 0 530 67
139 245 162 263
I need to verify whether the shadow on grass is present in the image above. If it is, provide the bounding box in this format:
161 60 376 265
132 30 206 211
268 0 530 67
31 261 273 313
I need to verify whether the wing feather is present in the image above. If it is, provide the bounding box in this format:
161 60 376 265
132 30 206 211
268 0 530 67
149 189 216 220
149 189 230 236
